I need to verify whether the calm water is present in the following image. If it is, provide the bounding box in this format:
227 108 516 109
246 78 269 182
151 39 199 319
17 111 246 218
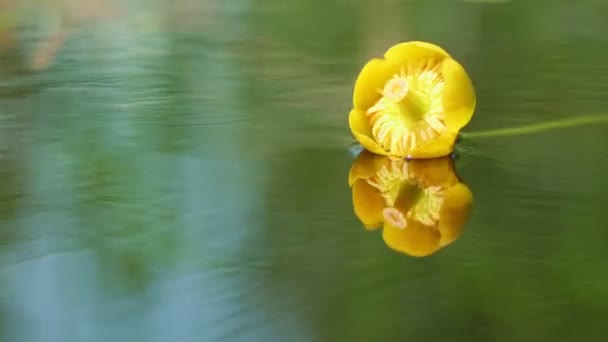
2 0 608 341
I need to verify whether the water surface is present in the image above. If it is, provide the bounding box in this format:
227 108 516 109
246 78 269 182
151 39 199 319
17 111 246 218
1 0 608 341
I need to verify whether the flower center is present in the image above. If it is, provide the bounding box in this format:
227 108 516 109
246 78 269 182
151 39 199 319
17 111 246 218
366 159 410 206
367 159 446 229
406 186 444 227
366 59 447 156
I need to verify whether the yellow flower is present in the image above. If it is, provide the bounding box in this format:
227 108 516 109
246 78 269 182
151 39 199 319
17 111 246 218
348 150 473 257
348 41 476 158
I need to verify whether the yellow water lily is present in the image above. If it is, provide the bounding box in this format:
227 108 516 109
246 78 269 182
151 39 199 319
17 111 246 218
348 150 473 257
348 41 476 158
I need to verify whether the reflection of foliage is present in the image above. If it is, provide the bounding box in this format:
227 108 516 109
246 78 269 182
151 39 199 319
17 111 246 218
251 0 359 63
0 138 24 245
155 32 205 154
71 138 179 294
240 38 354 158
0 154 22 221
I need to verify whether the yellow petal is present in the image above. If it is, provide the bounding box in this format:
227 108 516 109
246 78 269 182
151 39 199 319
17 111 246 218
348 109 388 156
407 131 458 159
441 58 476 131
382 220 441 257
407 156 459 188
438 183 473 247
352 58 400 111
348 150 384 186
352 179 385 230
384 41 451 65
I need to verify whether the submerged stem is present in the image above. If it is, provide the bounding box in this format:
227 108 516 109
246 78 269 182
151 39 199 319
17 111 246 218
461 114 608 139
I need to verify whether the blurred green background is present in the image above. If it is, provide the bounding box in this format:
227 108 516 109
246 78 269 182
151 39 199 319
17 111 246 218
1 0 608 341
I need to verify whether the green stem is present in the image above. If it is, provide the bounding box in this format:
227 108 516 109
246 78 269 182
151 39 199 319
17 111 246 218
461 114 608 140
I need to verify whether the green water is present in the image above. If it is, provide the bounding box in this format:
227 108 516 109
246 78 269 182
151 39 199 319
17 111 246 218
1 0 608 341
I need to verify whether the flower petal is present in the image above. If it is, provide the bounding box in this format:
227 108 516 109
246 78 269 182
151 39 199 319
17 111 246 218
438 183 473 247
382 220 441 257
408 131 458 159
384 41 451 65
348 109 388 156
352 179 385 230
348 150 384 186
407 156 459 188
441 58 476 131
353 58 400 111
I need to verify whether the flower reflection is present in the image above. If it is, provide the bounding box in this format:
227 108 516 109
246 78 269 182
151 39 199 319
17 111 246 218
348 150 473 257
